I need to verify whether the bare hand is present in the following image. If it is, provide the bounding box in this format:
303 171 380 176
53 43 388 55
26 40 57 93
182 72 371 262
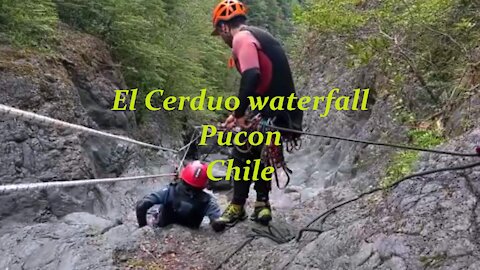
222 114 236 129
235 116 251 129
221 115 251 130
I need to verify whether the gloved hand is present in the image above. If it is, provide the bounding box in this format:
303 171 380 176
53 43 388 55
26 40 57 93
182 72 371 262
210 219 226 232
135 199 154 228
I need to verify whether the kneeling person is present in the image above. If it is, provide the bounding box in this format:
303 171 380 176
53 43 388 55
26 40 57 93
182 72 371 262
135 161 223 231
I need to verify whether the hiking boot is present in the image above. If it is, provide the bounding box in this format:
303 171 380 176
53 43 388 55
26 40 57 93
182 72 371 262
250 201 272 225
217 203 247 226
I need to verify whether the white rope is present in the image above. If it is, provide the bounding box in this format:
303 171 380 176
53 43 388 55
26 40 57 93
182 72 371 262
0 173 176 194
177 132 202 153
177 131 202 169
0 104 177 152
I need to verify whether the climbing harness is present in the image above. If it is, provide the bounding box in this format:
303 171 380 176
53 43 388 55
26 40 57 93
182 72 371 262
223 113 303 189
254 116 301 189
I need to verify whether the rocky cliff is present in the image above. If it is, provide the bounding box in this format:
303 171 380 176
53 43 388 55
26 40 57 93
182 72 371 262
1 23 479 270
111 35 480 270
0 25 178 269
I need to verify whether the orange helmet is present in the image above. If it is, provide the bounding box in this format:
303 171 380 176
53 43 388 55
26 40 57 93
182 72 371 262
211 0 248 35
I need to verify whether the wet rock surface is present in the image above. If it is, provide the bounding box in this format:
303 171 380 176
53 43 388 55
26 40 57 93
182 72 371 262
0 26 178 269
1 25 480 270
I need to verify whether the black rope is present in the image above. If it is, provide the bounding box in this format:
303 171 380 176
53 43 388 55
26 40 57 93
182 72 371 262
195 123 479 158
296 160 480 242
296 209 337 241
201 143 219 162
266 124 480 157
214 225 294 270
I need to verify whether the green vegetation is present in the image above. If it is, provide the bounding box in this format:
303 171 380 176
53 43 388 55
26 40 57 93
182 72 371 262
293 0 478 188
381 129 445 188
0 0 59 48
294 0 480 116
419 253 448 268
123 258 165 270
1 0 297 125
244 0 300 39
55 0 235 124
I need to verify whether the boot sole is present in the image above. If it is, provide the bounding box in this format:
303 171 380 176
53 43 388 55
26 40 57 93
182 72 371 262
218 213 248 227
224 214 248 227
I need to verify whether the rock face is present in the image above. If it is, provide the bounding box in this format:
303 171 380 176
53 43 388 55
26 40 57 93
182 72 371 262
1 24 480 270
112 38 480 270
0 212 141 270
0 25 177 269
281 130 480 270
195 38 480 270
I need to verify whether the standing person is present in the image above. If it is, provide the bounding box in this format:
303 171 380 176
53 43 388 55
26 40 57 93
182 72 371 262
135 161 224 232
210 0 303 229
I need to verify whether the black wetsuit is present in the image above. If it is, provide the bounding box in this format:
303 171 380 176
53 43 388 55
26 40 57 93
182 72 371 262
230 25 303 205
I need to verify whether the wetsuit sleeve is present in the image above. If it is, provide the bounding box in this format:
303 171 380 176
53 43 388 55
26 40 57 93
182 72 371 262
205 195 221 221
143 188 168 204
232 31 261 118
135 187 168 228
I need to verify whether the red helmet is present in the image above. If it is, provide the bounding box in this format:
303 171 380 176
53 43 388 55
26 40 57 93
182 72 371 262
179 161 209 189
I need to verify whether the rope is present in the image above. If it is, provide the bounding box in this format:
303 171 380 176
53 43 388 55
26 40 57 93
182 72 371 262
0 173 176 194
177 130 202 173
266 124 480 157
249 226 294 244
296 160 480 241
201 143 218 162
0 104 177 153
177 131 202 153
213 161 480 268
195 123 479 157
214 225 293 270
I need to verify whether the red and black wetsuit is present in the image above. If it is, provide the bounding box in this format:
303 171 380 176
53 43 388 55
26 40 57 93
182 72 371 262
230 25 303 205
232 25 303 131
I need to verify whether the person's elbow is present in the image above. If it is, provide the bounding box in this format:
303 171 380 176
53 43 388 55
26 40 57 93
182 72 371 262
242 68 261 84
